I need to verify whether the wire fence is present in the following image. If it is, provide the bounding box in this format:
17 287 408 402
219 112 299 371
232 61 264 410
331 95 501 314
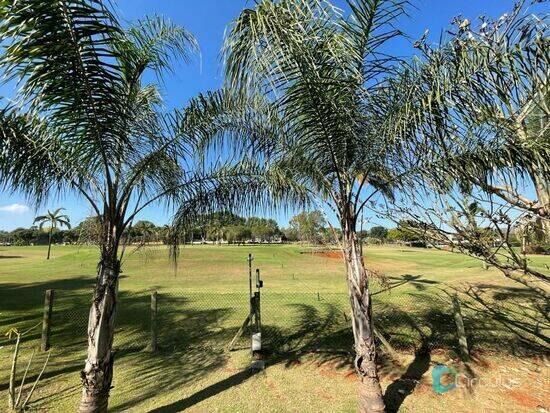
1 281 547 413
28 286 545 359
1 284 547 380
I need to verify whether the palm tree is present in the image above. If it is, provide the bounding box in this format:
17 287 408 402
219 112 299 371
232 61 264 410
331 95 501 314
0 1 271 411
131 220 158 244
217 1 410 411
33 208 71 259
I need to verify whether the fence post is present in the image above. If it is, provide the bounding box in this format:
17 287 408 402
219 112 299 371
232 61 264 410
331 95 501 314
41 289 54 351
148 291 158 352
452 294 470 362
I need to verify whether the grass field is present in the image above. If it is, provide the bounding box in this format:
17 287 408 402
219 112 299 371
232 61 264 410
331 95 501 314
0 244 548 412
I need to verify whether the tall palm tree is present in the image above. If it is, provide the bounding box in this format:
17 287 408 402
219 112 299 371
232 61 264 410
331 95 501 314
217 1 410 411
0 1 273 411
33 207 71 259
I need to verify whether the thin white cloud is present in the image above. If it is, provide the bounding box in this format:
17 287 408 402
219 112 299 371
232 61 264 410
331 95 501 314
0 203 30 214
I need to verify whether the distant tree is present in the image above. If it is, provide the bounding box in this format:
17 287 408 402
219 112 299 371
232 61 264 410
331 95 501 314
200 212 245 243
369 226 388 241
386 228 402 243
51 229 68 244
281 227 299 242
289 211 327 244
33 208 71 259
224 225 251 244
247 217 280 242
9 227 36 246
130 220 158 243
357 230 369 242
386 221 423 244
0 230 9 244
70 217 103 245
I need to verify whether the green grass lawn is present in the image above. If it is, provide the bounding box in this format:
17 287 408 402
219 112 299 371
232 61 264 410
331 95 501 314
3 242 546 293
0 244 548 412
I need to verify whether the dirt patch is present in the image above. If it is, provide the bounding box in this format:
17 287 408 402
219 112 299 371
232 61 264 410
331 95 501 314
307 250 342 259
305 250 420 275
507 389 542 410
319 368 340 379
314 359 356 381
345 371 358 382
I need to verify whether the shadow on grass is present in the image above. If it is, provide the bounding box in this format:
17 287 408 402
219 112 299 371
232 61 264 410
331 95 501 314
2 273 548 411
109 294 250 411
148 368 261 412
384 344 430 413
456 284 550 353
0 358 82 392
0 285 242 412
0 276 95 314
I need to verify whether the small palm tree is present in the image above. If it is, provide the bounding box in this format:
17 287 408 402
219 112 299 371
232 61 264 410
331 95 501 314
33 208 71 260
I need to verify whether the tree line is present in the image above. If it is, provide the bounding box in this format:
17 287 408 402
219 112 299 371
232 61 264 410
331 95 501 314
1 209 449 248
0 213 281 246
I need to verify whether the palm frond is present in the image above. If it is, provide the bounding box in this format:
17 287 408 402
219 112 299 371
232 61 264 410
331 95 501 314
222 0 406 219
0 0 126 168
115 15 199 85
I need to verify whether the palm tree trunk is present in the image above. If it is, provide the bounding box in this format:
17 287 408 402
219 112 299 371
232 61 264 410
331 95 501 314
533 172 550 240
343 224 385 413
46 228 52 260
79 250 120 413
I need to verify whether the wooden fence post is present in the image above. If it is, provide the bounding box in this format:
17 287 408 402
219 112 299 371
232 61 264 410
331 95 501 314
41 289 54 351
148 291 158 352
452 294 470 362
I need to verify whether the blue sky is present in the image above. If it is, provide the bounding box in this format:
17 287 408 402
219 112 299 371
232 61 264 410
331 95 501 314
0 0 519 231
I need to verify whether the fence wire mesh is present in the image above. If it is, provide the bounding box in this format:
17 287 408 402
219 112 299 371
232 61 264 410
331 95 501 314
1 282 547 413
39 286 548 359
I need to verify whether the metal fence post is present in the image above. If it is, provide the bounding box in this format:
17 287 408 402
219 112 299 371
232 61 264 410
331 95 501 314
41 289 54 351
149 291 158 352
255 269 262 332
251 268 263 363
452 294 470 362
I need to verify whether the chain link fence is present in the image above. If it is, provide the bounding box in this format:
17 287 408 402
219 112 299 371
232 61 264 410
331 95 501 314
1 285 546 363
1 281 547 412
38 286 548 359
